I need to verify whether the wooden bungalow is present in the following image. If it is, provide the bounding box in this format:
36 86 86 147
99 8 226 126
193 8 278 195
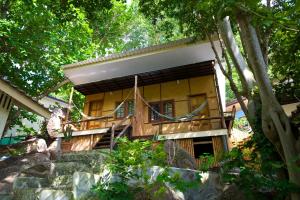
61 38 231 163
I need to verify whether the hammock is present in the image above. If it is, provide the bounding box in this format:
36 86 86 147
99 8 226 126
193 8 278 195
71 87 208 123
136 91 208 122
71 89 133 120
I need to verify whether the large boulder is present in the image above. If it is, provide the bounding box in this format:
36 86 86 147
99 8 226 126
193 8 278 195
0 151 51 195
20 152 52 177
73 167 223 200
164 140 198 170
73 172 100 199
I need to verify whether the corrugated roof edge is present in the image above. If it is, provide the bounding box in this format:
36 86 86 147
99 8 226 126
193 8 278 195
45 95 68 104
0 76 51 116
62 37 200 70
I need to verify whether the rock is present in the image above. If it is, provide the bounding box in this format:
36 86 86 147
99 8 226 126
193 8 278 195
146 166 222 200
39 189 73 200
73 172 100 199
164 140 198 170
13 188 73 200
20 153 52 177
13 177 48 189
0 194 12 200
50 175 73 190
221 184 246 200
74 167 222 200
52 162 90 176
0 172 18 194
47 108 65 138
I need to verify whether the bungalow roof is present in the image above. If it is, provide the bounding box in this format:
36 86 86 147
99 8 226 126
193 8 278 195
62 37 222 89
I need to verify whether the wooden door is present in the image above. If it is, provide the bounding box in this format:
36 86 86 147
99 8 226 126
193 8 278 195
87 100 103 129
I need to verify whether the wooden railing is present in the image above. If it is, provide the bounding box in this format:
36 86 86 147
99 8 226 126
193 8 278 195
110 114 132 151
151 116 223 126
62 116 113 131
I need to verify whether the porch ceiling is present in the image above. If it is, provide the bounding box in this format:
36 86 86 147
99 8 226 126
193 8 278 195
63 38 222 92
75 60 215 95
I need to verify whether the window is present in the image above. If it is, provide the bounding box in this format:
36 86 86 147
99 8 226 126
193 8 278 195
127 100 134 115
115 100 134 119
193 137 214 159
150 102 161 122
149 100 174 122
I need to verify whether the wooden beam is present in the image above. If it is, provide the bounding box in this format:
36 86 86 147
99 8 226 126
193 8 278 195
157 129 228 140
0 79 51 118
151 116 223 125
65 87 74 124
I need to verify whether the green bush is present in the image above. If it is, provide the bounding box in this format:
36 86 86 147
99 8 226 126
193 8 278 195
92 138 200 200
221 146 300 200
198 153 215 172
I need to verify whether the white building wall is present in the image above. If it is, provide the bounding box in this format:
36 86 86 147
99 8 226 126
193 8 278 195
4 96 68 137
214 62 226 111
0 92 13 138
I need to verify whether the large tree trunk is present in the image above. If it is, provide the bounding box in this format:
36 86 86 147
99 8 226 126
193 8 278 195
218 17 259 127
236 12 300 199
218 17 255 97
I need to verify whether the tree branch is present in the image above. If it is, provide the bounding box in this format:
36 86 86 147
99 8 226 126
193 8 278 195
36 78 70 100
206 32 248 116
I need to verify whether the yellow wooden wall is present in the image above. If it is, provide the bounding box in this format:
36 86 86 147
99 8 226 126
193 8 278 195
82 75 222 136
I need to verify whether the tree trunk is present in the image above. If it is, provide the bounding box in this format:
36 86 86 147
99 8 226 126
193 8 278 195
218 17 259 127
236 12 300 199
218 17 255 97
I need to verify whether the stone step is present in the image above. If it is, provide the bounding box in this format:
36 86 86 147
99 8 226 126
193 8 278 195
13 177 49 190
13 188 73 200
51 162 91 176
50 175 73 190
57 150 108 163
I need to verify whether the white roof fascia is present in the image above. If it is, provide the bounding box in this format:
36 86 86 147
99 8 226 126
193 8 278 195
157 129 228 140
56 128 109 137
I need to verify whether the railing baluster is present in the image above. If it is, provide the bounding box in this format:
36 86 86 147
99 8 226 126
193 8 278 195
110 123 115 152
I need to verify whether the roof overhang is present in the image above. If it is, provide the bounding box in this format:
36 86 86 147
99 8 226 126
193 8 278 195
75 61 215 95
63 38 221 94
0 79 51 118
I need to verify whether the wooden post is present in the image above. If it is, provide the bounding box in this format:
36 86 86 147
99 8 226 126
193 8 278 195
110 123 115 152
66 87 74 124
213 69 226 129
134 75 138 113
133 75 138 136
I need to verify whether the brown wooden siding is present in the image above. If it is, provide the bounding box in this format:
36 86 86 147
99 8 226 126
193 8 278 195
61 134 103 152
175 139 195 158
212 136 224 159
81 75 222 137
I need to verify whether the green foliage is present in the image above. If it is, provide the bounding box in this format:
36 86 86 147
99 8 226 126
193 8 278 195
198 153 215 172
221 139 300 200
8 146 26 157
93 181 136 200
92 138 201 200
62 125 73 142
233 117 250 131
1 0 183 135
